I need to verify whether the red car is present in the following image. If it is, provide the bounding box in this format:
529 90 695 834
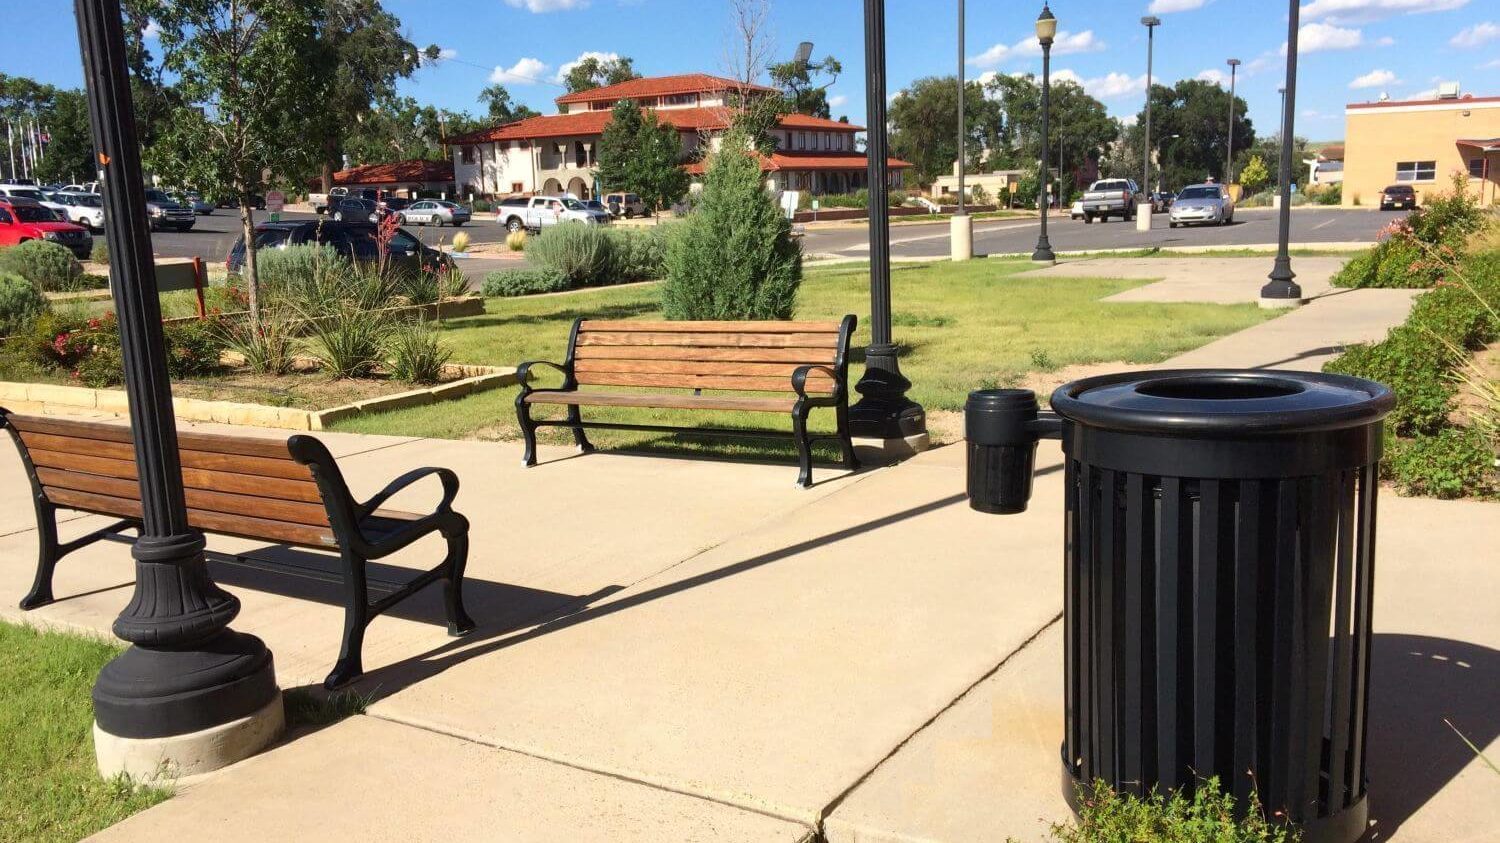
0 197 94 258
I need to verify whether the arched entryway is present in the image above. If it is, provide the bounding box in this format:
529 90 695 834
541 178 563 196
566 176 589 199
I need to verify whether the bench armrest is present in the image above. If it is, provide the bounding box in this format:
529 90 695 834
792 365 841 400
357 466 459 520
516 359 572 395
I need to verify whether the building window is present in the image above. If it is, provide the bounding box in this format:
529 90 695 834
511 182 524 194
460 146 476 164
1469 158 1487 179
659 93 697 107
1394 161 1437 182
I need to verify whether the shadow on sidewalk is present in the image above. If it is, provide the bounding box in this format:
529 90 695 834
1364 634 1500 840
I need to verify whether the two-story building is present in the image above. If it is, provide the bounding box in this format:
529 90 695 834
1342 88 1499 208
446 73 909 200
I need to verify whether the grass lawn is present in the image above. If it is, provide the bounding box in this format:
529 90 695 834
328 259 1275 456
0 622 170 842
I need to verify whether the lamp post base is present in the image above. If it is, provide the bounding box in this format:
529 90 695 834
950 214 973 261
1259 295 1304 309
94 692 284 781
853 432 932 465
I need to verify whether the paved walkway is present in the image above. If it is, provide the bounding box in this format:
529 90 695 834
1 257 1491 842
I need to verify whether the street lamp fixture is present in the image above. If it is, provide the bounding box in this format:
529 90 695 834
1226 58 1241 184
1031 3 1057 264
1261 2 1304 307
1140 16 1161 195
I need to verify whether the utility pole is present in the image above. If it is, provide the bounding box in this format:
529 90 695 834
1226 58 1241 183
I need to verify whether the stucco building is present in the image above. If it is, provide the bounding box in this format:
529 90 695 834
1342 91 1499 208
446 73 909 199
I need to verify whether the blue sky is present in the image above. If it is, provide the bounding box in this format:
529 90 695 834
3 0 1497 142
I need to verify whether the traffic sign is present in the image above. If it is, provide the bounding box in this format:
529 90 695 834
265 190 284 221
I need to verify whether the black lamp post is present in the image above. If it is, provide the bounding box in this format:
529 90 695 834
1141 16 1160 194
1226 58 1241 183
850 0 926 446
1261 0 1304 306
1031 3 1056 264
74 0 280 773
956 0 966 217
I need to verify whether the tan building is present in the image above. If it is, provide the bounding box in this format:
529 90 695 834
1342 92 1500 208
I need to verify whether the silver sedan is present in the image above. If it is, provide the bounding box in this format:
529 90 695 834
1168 184 1235 227
400 200 471 227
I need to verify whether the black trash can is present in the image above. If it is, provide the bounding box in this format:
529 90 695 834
1048 369 1394 843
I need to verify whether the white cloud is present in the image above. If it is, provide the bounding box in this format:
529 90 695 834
1407 86 1440 99
1148 0 1206 12
827 94 848 108
1375 35 1397 45
490 57 550 85
1119 114 1139 127
966 30 1104 68
1481 57 1500 68
1196 68 1229 85
1302 0 1468 25
142 19 160 40
1052 68 1147 99
1289 22 1365 53
1349 68 1398 87
503 0 588 11
554 50 622 84
439 47 458 60
1451 21 1499 47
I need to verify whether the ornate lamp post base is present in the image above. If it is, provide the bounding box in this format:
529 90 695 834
849 343 930 461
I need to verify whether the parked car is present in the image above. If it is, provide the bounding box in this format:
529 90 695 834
583 199 608 214
172 189 214 215
213 193 267 210
603 192 647 218
1168 183 1236 227
50 191 106 231
63 181 100 194
1379 184 1418 211
400 199 471 227
328 196 380 223
226 220 453 276
379 196 412 219
1079 178 1144 223
0 184 71 221
310 186 393 213
1069 200 1085 220
0 197 93 258
1150 191 1176 213
497 195 611 233
142 188 196 231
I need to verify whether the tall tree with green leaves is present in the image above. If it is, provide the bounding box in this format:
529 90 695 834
141 0 331 327
594 100 687 213
562 55 639 96
1127 79 1255 190
768 54 842 118
477 83 539 124
889 76 1004 186
595 99 644 196
986 73 1117 190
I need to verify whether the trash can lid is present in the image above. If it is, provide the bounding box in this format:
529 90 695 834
1050 369 1395 436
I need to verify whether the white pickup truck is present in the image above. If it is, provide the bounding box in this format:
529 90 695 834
1079 178 1145 224
497 196 611 233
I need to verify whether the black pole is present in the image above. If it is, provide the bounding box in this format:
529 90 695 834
74 0 278 746
850 0 925 443
1142 19 1158 193
1226 59 1240 183
1262 0 1303 303
956 0 965 217
1031 34 1054 263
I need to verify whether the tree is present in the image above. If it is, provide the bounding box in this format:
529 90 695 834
1238 134 1311 193
986 73 1116 192
477 83 538 124
1128 79 1254 190
0 75 96 184
768 54 842 118
722 0 774 86
562 55 639 95
663 130 800 321
595 99 645 195
889 76 1004 187
1239 154 1270 194
594 100 688 214
141 0 331 328
343 96 481 164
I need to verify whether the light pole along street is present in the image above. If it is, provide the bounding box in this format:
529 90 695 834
1030 3 1056 265
849 0 928 456
1226 58 1241 185
1138 15 1160 231
951 0 972 261
1261 0 1304 308
72 0 283 778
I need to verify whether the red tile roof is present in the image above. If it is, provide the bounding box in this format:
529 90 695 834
555 73 777 106
331 159 453 185
448 108 862 145
685 151 912 175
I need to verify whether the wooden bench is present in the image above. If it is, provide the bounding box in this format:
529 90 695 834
515 317 860 487
0 410 475 689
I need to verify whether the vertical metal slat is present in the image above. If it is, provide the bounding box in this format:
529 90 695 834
1156 476 1185 791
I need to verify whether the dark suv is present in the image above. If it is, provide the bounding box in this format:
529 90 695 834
1379 184 1417 211
226 220 453 276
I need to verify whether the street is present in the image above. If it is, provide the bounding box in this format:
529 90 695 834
147 206 1398 267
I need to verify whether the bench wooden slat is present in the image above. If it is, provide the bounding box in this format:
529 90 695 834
17 432 313 481
574 360 836 379
573 345 839 364
27 448 324 503
581 320 842 334
526 391 796 413
572 371 836 393
9 415 295 460
577 331 839 349
35 467 331 527
41 486 338 548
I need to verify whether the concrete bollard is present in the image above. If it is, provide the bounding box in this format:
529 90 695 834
950 214 974 261
1135 200 1153 232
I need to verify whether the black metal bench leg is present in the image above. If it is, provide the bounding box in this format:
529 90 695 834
836 399 860 471
325 551 370 690
516 394 539 467
792 404 814 488
20 502 59 610
442 532 476 636
567 405 594 453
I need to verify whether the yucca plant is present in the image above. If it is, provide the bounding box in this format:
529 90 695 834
218 307 297 375
387 320 451 384
451 231 471 253
299 303 392 378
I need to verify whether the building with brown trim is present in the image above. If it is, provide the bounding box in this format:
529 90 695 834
1342 91 1499 208
445 73 910 199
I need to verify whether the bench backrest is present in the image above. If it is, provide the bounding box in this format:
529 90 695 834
568 317 856 394
1 412 340 548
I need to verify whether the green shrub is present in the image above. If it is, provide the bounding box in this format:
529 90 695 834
481 269 570 297
394 267 441 306
437 267 472 299
1330 248 1379 288
0 271 48 337
1051 778 1295 843
1407 172 1484 249
1385 426 1497 499
0 240 83 292
89 238 109 266
606 226 669 282
1373 235 1440 288
161 318 223 378
257 243 349 306
662 135 802 320
526 223 612 286
472 198 493 213
1407 283 1498 351
300 305 392 378
1324 325 1455 437
387 321 452 384
218 308 296 375
506 230 527 252
1310 182 1342 205
73 343 124 388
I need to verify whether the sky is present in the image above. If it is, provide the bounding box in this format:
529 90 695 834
2 0 1497 144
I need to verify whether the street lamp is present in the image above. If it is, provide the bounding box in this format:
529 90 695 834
850 0 927 451
1140 16 1160 196
952 0 973 261
1225 58 1241 183
1261 3 1303 307
72 0 281 777
1031 3 1057 264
